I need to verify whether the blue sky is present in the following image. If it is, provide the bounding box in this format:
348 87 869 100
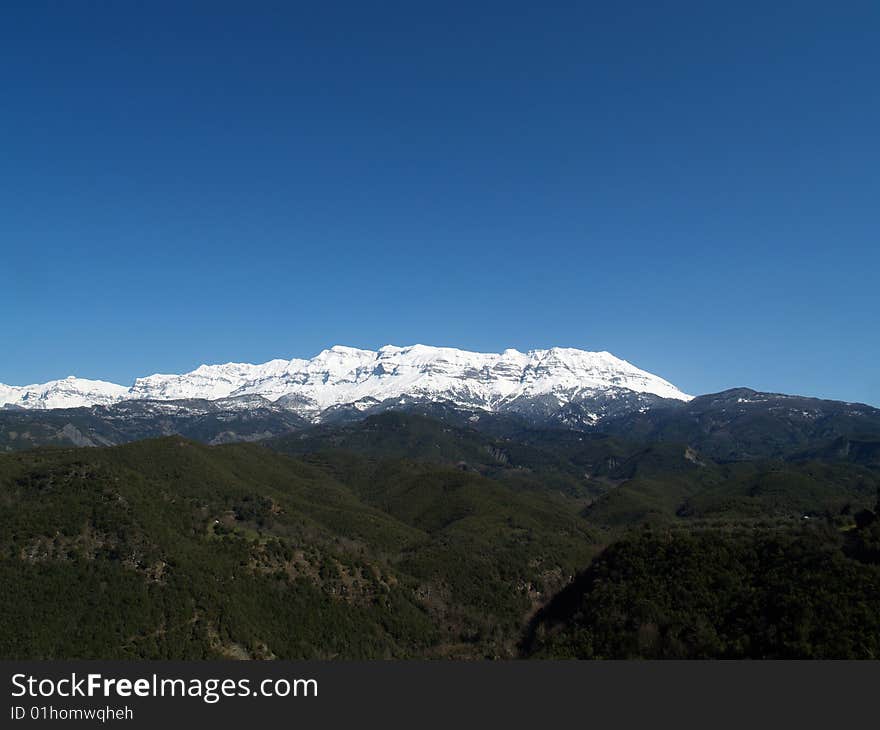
1 2 878 404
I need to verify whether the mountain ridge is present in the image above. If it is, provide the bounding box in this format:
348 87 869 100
0 344 691 421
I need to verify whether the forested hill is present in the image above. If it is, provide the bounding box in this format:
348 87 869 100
2 409 880 659
522 515 880 659
0 436 597 659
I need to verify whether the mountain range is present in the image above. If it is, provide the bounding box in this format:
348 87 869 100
0 344 689 421
2 345 878 455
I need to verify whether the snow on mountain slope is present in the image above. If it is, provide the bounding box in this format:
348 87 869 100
0 345 692 418
0 376 130 410
128 359 295 401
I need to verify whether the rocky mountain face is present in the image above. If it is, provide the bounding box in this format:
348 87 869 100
0 345 691 424
0 397 308 451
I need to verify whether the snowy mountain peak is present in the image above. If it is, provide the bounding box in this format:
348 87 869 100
0 345 692 420
0 377 130 410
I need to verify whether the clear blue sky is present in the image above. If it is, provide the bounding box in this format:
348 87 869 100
2 2 878 404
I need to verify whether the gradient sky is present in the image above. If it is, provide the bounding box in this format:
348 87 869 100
1 2 878 404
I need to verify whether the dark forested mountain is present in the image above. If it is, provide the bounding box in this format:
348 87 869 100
598 388 880 461
4 385 879 471
0 397 308 452
792 436 880 468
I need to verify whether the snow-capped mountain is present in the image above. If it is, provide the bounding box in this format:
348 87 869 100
0 376 130 410
0 345 691 423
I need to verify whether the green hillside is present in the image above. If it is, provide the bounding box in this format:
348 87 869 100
0 436 597 659
3 409 880 660
523 517 880 659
